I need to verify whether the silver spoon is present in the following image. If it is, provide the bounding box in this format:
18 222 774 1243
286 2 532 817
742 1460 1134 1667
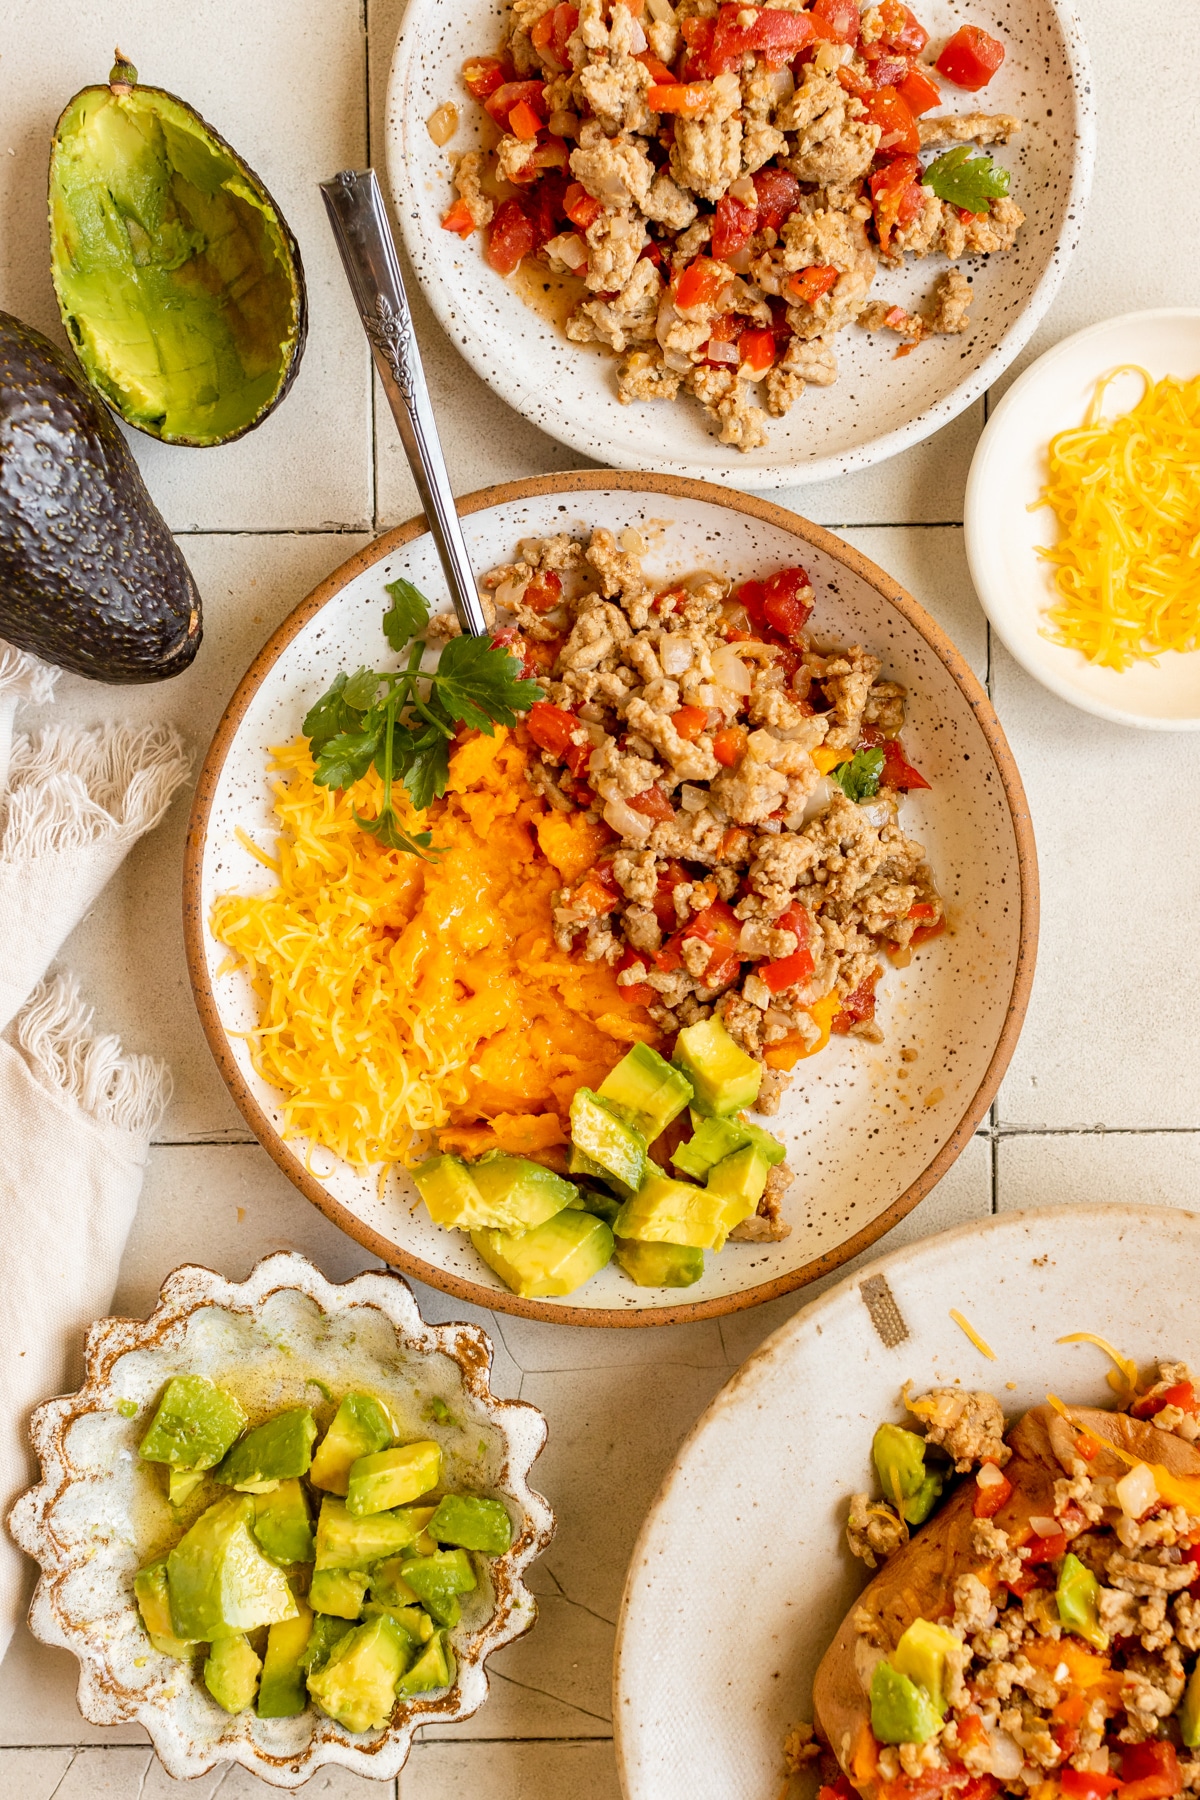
320 168 489 639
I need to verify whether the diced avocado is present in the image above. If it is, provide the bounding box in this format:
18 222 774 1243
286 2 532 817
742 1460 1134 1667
307 1614 410 1734
365 1595 434 1645
569 1088 647 1192
471 1210 614 1299
614 1171 745 1252
597 1042 693 1142
572 1182 623 1224
315 1497 434 1570
167 1494 298 1640
399 1549 476 1628
203 1631 261 1713
567 1145 633 1201
614 1238 705 1288
672 1112 785 1179
469 1154 580 1232
369 1556 420 1607
872 1423 944 1525
412 1155 492 1231
396 1628 455 1698
139 1375 246 1471
891 1618 961 1716
904 1472 944 1526
309 1567 369 1619
257 1602 313 1716
300 1613 352 1675
1056 1552 1108 1651
346 1442 442 1517
309 1393 396 1496
214 1407 317 1492
870 1659 941 1744
705 1145 771 1212
134 1559 194 1658
253 1479 315 1566
673 1016 761 1117
1183 1662 1200 1749
429 1494 514 1556
168 1468 206 1507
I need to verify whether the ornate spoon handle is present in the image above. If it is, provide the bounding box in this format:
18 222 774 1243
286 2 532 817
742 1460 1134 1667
320 168 489 639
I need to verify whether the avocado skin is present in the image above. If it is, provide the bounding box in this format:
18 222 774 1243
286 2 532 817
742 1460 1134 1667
0 311 202 682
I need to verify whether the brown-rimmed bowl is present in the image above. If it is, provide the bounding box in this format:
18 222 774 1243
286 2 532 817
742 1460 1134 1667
7 1252 554 1789
183 473 1038 1327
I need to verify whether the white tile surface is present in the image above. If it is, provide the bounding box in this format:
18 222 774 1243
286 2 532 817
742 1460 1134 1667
399 1738 621 1800
997 1131 1200 1213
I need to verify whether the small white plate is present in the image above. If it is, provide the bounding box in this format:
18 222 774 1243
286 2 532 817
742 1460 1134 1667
385 0 1094 487
613 1201 1200 1800
965 307 1200 729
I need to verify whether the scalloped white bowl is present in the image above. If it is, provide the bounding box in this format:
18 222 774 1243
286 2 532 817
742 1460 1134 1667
8 1253 554 1789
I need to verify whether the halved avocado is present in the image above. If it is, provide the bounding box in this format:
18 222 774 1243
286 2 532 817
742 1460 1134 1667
49 53 306 446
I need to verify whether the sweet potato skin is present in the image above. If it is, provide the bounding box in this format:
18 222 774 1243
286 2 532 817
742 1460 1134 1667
811 1404 1200 1796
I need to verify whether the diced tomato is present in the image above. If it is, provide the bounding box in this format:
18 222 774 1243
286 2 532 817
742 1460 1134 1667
702 947 742 990
527 699 579 759
1022 1528 1069 1564
573 871 620 917
859 44 911 90
615 945 655 1005
712 725 748 767
1119 1742 1182 1800
818 1780 857 1800
809 0 859 45
898 64 941 115
1061 1772 1121 1800
711 2 815 70
672 704 710 741
1182 1543 1200 1588
676 256 732 310
486 198 536 275
956 1715 989 1754
1134 1380 1199 1419
462 56 511 99
739 327 777 374
524 171 569 246
627 783 675 822
523 570 563 613
441 198 476 237
877 0 928 54
563 181 604 231
832 968 881 1034
936 24 1005 90
869 154 924 249
677 14 716 78
647 80 712 115
687 899 741 950
484 78 546 129
1004 1569 1044 1600
651 859 693 930
1053 1725 1081 1760
509 98 545 140
752 165 802 232
761 946 815 992
863 85 920 155
711 192 758 260
761 565 813 640
531 1 579 62
653 586 688 615
972 1465 1013 1518
880 736 930 791
789 264 840 306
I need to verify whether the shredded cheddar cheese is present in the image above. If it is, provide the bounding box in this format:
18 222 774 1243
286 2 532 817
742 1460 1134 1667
1056 1333 1140 1402
210 727 660 1173
1034 366 1200 670
949 1309 997 1361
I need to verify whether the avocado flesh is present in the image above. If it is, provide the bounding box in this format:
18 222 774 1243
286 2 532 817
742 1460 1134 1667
396 1629 455 1698
134 1558 194 1658
309 1393 395 1496
257 1603 313 1717
215 1407 317 1491
203 1631 262 1713
673 1016 762 1116
307 1614 410 1734
468 1154 580 1232
568 1089 647 1192
0 311 202 682
140 1375 247 1471
346 1441 442 1517
315 1497 434 1570
614 1168 753 1251
705 1145 771 1210
614 1237 705 1288
672 1111 785 1179
400 1549 475 1628
166 1493 298 1640
471 1210 614 1298
49 71 306 445
253 1479 315 1565
597 1042 693 1141
429 1494 513 1556
309 1567 369 1619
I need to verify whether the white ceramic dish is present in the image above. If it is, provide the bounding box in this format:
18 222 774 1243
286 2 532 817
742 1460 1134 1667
385 1 1094 486
613 1201 1200 1800
184 473 1037 1327
8 1253 554 1789
966 307 1200 730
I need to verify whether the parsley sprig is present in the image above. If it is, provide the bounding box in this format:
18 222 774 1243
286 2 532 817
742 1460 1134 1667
831 746 884 803
301 576 542 857
922 146 1011 215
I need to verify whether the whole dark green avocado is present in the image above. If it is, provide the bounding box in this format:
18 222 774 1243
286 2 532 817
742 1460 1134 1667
0 311 201 682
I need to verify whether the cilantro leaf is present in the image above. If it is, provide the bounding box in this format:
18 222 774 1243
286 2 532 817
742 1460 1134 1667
383 576 431 650
302 673 362 752
831 747 884 803
352 807 439 858
921 146 1010 215
433 634 543 732
342 665 385 710
313 724 383 791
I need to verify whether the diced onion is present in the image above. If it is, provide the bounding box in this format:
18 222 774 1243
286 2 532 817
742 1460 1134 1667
707 338 740 365
976 1462 1007 1490
626 16 648 50
982 1729 1024 1780
858 798 891 828
663 348 693 374
729 175 757 205
426 102 459 146
1028 1515 1060 1538
544 231 589 272
1115 1462 1159 1521
679 784 706 812
710 644 753 693
660 634 694 674
799 773 839 824
647 0 676 19
603 794 654 841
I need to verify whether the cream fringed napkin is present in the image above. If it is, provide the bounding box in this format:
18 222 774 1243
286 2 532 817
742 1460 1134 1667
0 644 191 1663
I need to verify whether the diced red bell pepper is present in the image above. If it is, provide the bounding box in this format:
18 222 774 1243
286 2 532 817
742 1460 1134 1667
523 570 563 613
486 198 536 275
647 80 712 115
711 2 815 70
936 25 1005 90
676 256 732 310
462 56 511 99
1022 1528 1069 1564
711 192 758 260
672 704 710 741
739 327 777 374
573 871 621 916
869 154 924 249
509 98 545 140
863 85 920 156
441 198 477 237
789 264 840 305
651 858 693 930
616 944 655 1004
1119 1742 1182 1800
1004 1569 1046 1600
877 0 928 54
761 566 813 639
752 165 802 232
880 736 930 790
809 0 859 45
832 968 881 1034
712 725 748 767
627 783 675 822
972 1464 1013 1518
677 15 715 79
899 64 941 115
484 79 547 130
563 181 604 231
1061 1772 1122 1800
1134 1380 1199 1419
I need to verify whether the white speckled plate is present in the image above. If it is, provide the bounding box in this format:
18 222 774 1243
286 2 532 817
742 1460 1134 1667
185 473 1037 1327
966 308 1200 730
614 1203 1200 1800
385 2 1094 485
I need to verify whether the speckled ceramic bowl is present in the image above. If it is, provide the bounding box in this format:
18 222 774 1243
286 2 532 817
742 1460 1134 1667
614 1203 1200 1800
183 473 1039 1327
385 1 1094 485
7 1253 554 1789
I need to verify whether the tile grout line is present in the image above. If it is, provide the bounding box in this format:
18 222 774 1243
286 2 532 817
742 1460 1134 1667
167 520 968 538
364 0 379 535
